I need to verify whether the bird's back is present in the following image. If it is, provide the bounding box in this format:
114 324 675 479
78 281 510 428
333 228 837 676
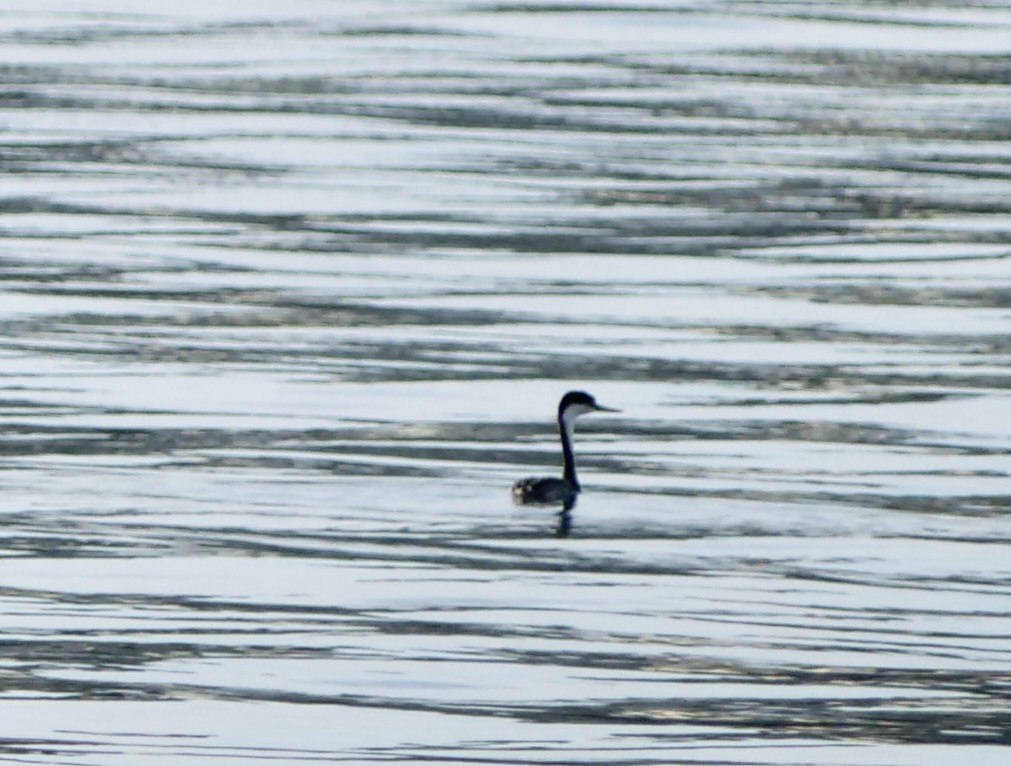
511 476 577 508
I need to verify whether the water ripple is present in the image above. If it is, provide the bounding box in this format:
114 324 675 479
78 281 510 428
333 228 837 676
0 1 1009 764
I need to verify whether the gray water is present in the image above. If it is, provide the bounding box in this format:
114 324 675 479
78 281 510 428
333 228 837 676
1 1 1010 764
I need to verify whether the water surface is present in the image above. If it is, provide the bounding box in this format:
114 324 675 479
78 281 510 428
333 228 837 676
1 1 1009 764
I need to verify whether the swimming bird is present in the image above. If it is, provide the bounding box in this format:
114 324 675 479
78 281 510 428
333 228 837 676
511 390 618 513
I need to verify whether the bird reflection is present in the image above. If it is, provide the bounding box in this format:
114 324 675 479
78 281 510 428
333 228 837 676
555 507 573 538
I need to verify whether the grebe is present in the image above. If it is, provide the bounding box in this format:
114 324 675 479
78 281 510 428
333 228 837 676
511 390 618 512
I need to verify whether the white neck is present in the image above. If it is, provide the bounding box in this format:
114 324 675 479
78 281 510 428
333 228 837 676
561 403 593 436
559 406 585 490
561 407 579 441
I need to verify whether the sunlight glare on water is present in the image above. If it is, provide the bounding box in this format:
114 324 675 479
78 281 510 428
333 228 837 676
0 1 1009 764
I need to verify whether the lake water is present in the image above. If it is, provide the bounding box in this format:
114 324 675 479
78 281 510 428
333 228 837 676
1 1 1009 764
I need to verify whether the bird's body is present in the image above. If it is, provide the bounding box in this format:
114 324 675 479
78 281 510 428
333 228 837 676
510 475 577 509
511 390 617 513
